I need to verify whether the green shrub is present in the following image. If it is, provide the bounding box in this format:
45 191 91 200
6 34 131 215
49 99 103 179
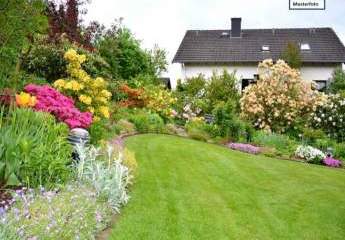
253 131 296 156
89 119 112 145
334 143 345 161
301 128 327 145
129 111 164 133
187 128 210 142
116 119 136 135
0 108 72 187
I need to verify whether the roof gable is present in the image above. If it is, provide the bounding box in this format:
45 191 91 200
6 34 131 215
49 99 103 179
173 28 345 64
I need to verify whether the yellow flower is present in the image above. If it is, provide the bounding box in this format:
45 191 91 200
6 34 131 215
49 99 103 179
79 95 92 105
99 106 110 118
64 49 79 62
65 82 73 90
94 77 105 88
70 80 82 91
101 90 112 99
95 97 108 104
87 106 95 114
53 79 66 89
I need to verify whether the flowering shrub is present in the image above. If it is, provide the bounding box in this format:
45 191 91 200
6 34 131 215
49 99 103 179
240 59 326 132
118 84 144 108
311 94 345 141
15 92 36 108
25 84 92 129
227 143 261 155
53 49 112 121
1 185 112 240
140 85 177 119
295 145 326 164
323 156 342 168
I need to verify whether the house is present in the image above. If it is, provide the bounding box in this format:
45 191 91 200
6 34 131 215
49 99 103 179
173 18 345 91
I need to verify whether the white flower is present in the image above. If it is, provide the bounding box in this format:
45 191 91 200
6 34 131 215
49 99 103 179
295 145 326 162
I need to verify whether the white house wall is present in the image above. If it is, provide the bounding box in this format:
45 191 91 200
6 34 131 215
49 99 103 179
180 63 341 86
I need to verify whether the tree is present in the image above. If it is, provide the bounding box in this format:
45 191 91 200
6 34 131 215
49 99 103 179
328 68 345 95
46 0 98 50
0 0 47 87
96 20 167 81
281 42 302 69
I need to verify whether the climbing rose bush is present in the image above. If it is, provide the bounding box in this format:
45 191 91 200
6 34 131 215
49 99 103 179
240 59 326 132
24 84 92 129
311 94 345 141
53 49 112 121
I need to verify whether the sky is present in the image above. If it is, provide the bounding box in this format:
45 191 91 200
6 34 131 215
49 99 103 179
84 0 345 83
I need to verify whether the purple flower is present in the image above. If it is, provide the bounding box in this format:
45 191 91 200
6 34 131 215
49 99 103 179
227 143 261 154
323 157 342 168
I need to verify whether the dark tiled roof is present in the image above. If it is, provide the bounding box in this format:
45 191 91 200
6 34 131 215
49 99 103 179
173 28 345 64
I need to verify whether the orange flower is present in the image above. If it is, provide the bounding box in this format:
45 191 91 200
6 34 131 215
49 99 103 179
16 92 37 108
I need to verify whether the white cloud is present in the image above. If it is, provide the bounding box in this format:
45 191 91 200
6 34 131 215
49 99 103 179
84 0 345 85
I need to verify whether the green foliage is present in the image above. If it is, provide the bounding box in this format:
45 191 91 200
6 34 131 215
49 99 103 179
6 184 112 240
334 143 345 161
129 111 165 133
115 119 136 135
206 70 240 111
185 119 213 142
253 131 297 156
174 71 239 122
89 119 112 145
281 42 302 69
301 128 327 145
0 108 72 187
22 39 113 83
22 42 67 82
328 68 345 95
0 0 47 87
97 22 167 81
212 100 251 141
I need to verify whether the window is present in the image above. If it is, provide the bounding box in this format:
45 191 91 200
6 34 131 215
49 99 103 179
241 78 257 91
261 45 270 51
300 43 311 50
313 80 327 91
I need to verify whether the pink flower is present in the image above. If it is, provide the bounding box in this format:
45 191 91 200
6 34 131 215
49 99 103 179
24 84 93 129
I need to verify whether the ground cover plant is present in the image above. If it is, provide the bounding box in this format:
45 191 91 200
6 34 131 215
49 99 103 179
110 134 345 240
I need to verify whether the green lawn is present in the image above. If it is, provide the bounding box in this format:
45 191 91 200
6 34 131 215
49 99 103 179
110 134 345 240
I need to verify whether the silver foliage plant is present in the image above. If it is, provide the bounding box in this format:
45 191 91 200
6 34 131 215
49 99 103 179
74 143 133 212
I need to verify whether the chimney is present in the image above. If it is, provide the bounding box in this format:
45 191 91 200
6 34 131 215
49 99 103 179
231 18 242 37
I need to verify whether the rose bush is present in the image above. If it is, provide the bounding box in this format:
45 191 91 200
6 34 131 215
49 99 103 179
240 59 326 133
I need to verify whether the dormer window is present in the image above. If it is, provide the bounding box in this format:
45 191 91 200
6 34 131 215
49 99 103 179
261 45 270 51
300 43 311 50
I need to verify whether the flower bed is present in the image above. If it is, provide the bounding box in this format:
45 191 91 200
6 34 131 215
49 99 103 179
227 143 261 154
295 145 326 164
24 84 92 129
